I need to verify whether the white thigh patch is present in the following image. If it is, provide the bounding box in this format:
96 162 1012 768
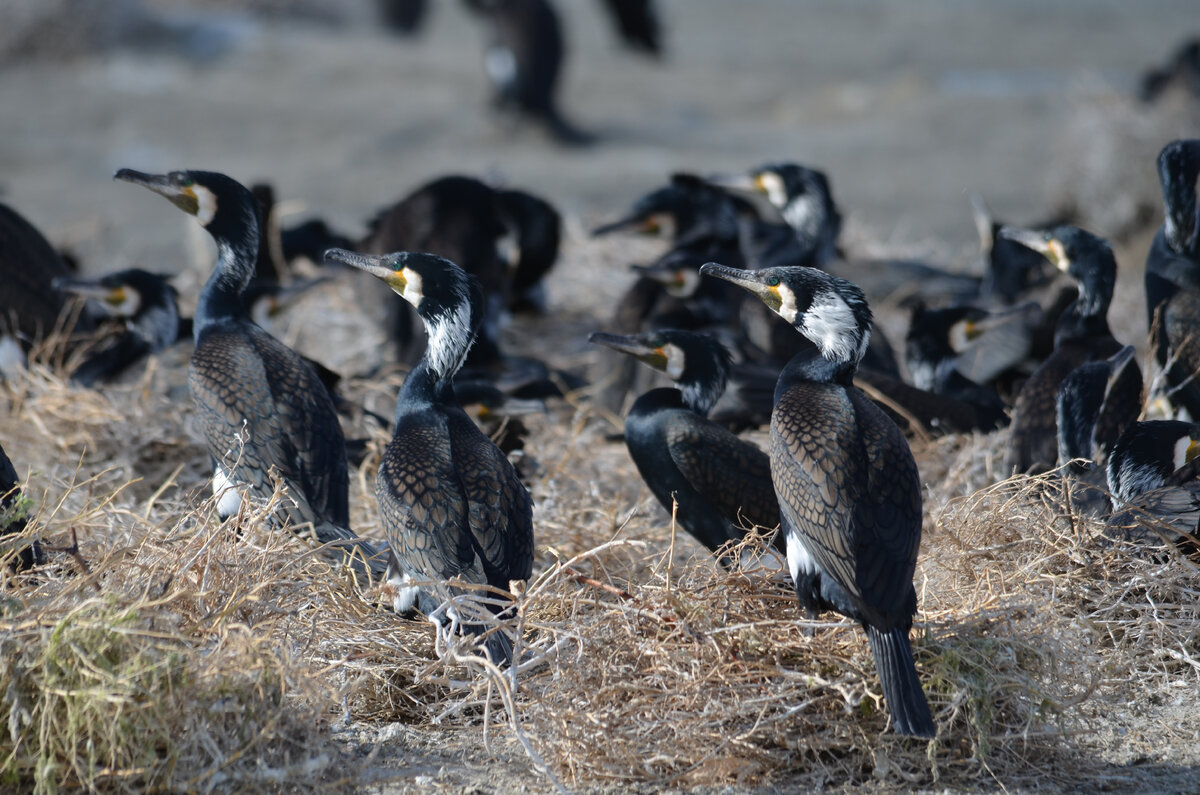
212 465 242 519
786 533 818 585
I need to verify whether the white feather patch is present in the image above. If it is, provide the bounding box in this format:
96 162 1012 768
194 185 218 226
426 299 474 380
776 283 798 325
663 343 686 380
801 290 860 362
786 532 819 585
401 267 424 307
211 465 242 519
1173 435 1195 470
758 171 787 208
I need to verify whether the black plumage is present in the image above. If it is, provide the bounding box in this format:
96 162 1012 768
361 175 511 369
701 261 935 738
0 201 92 363
588 329 782 563
1107 420 1200 545
1002 226 1130 475
462 0 590 145
598 0 661 56
325 248 533 665
495 187 562 313
55 269 181 386
0 442 43 572
1146 139 1200 420
117 169 381 578
1057 345 1142 475
1139 37 1200 103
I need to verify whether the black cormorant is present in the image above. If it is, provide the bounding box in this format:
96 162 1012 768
0 201 93 369
1 442 44 572
116 169 382 578
700 261 936 738
1057 345 1142 476
462 0 591 145
1107 420 1200 545
588 329 782 563
325 247 534 665
1146 139 1200 420
1001 226 1129 475
55 269 181 386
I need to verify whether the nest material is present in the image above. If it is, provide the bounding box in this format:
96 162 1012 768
3 222 1200 793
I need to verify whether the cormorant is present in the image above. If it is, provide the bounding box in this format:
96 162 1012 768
1057 345 1142 476
1145 139 1200 420
116 169 382 579
700 261 936 738
54 269 181 386
360 175 511 370
495 187 562 314
1001 226 1129 475
462 0 591 145
325 247 534 665
1 442 44 573
1107 420 1200 547
588 329 782 563
0 201 93 369
1056 345 1143 516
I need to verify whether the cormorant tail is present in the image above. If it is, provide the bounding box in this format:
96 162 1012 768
866 623 935 738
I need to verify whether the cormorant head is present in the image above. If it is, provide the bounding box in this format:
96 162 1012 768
1156 139 1200 257
592 175 738 244
53 269 177 320
700 262 871 367
588 329 731 415
114 169 259 252
495 188 562 290
999 225 1115 317
706 162 841 263
904 304 986 389
630 254 703 298
324 248 482 380
1108 420 1200 503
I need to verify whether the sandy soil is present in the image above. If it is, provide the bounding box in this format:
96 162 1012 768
4 1 1200 792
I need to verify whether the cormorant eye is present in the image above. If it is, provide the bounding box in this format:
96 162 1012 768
767 276 780 287
1042 231 1053 242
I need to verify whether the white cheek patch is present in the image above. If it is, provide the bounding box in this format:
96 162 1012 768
113 289 141 318
194 185 218 226
776 284 799 325
663 343 686 380
401 268 424 307
758 172 787 208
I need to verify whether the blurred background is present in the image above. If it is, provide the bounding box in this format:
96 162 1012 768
2 0 1197 280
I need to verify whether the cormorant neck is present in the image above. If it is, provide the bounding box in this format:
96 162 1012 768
775 343 855 399
422 301 477 384
678 374 724 417
194 214 259 341
395 358 441 422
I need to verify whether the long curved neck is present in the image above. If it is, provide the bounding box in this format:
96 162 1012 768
422 302 477 384
677 373 724 417
194 214 259 341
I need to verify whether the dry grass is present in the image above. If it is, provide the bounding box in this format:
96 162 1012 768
2 225 1199 793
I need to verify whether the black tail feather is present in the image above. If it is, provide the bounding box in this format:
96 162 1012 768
865 623 935 738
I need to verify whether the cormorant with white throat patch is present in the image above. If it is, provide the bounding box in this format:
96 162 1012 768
325 247 534 666
700 261 936 738
116 169 382 579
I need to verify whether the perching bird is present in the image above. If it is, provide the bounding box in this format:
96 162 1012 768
495 187 562 313
1001 226 1129 475
325 247 534 665
1145 139 1200 420
116 169 382 579
588 329 782 563
0 442 44 573
700 261 936 738
54 269 181 386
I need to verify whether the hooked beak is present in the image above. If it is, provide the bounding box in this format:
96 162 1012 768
324 248 408 292
115 168 200 217
53 276 115 301
699 262 782 312
588 331 668 371
998 226 1067 272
